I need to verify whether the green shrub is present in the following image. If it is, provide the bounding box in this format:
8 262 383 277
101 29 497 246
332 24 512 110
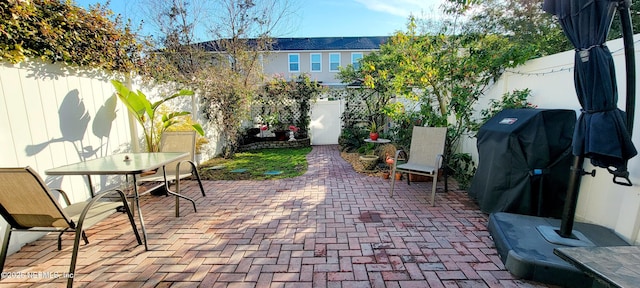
1 0 142 72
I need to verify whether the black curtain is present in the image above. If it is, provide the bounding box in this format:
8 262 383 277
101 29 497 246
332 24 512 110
543 0 637 173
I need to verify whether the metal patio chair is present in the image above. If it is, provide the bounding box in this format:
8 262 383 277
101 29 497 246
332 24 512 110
0 167 141 288
390 126 447 206
138 131 206 216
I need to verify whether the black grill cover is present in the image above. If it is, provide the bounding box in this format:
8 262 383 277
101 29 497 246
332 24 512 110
468 109 576 218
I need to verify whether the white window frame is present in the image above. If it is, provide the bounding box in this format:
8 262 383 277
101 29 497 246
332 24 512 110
310 53 322 72
258 54 264 71
351 53 363 70
288 53 300 72
329 53 341 72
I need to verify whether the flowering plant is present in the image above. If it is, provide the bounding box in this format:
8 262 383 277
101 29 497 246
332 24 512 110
264 113 287 131
289 125 299 132
259 124 268 137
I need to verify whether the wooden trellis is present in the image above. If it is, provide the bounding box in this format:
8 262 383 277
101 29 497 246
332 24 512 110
250 98 303 127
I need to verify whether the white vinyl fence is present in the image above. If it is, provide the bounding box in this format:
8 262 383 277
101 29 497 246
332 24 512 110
310 99 343 145
1 61 134 253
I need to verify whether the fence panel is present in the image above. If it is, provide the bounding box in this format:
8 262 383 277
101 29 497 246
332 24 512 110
0 60 131 254
310 100 343 145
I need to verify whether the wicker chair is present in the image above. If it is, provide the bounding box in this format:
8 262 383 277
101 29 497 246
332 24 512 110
0 167 141 288
390 126 447 206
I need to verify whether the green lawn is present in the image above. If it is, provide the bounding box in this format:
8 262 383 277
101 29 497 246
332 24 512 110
198 147 312 180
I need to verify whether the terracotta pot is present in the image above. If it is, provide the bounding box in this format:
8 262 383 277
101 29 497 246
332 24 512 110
382 172 390 179
395 172 402 180
369 132 379 141
274 130 288 141
409 173 430 182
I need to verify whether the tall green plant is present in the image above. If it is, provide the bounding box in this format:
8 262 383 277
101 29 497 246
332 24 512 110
256 74 322 138
337 51 395 133
340 5 541 187
111 80 204 152
479 89 535 124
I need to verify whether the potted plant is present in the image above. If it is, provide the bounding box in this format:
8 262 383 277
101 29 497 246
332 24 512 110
265 113 289 141
369 121 379 141
358 142 379 171
359 154 379 171
111 80 204 152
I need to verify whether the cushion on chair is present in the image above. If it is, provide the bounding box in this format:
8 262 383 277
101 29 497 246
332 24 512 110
396 163 437 174
63 201 123 228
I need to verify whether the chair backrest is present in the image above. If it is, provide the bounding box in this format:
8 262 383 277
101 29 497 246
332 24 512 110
0 167 73 229
160 131 197 174
408 126 447 166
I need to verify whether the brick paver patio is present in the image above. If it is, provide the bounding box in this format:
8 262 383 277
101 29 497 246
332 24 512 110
0 145 556 287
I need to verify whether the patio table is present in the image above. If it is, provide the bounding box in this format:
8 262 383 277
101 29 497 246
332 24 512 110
364 138 391 144
554 245 639 288
45 152 189 250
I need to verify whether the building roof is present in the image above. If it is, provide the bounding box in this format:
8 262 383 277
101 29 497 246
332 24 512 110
198 36 389 52
271 36 389 51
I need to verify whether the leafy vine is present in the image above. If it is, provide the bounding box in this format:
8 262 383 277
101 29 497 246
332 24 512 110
0 0 143 72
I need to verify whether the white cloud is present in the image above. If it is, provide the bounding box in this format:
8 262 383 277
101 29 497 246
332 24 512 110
353 0 443 18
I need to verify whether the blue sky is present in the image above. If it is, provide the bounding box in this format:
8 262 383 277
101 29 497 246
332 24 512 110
74 0 445 39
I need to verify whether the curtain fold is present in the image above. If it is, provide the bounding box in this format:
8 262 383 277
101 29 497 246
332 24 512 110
543 0 637 171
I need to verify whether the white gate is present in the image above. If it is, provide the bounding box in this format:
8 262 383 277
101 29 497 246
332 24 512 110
310 100 343 145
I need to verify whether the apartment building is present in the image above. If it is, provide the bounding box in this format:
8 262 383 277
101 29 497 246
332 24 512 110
263 36 389 86
201 36 389 87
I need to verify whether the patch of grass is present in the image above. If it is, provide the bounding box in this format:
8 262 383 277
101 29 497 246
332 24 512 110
198 147 312 180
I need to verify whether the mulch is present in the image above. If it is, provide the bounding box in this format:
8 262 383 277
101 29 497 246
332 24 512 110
340 151 389 177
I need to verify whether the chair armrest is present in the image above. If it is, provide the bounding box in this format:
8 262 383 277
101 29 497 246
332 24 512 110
75 189 128 226
435 154 444 169
393 150 407 169
53 188 71 206
81 189 126 209
74 189 142 245
394 150 407 161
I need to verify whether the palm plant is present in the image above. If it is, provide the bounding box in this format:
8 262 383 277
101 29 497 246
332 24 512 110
111 80 204 152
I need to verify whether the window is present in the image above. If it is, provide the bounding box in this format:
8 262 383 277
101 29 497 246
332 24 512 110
329 53 340 72
310 53 321 72
289 54 300 72
351 53 363 70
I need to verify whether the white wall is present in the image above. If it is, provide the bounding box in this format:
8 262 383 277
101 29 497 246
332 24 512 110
462 34 640 244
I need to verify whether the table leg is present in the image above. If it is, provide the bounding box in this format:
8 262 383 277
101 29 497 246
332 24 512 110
85 175 95 198
131 176 149 250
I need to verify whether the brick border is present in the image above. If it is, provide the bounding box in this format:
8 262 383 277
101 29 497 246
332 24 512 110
239 137 311 151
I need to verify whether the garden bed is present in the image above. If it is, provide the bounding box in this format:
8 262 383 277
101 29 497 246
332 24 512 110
238 137 310 151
